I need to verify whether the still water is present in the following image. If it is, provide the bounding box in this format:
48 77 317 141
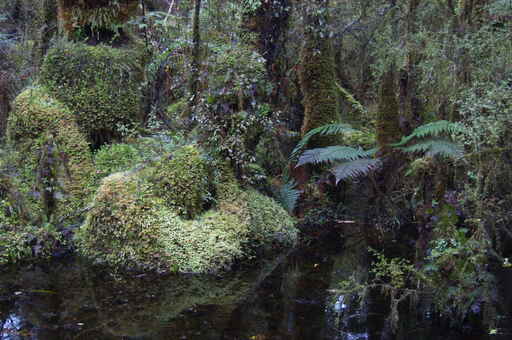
0 234 510 340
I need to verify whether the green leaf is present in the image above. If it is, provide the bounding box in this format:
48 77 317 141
290 123 357 160
331 158 381 184
393 120 464 147
296 146 370 167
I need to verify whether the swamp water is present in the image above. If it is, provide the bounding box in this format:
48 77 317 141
0 233 510 340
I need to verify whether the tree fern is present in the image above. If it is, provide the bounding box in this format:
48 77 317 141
296 146 371 167
393 120 464 159
274 179 301 213
393 120 464 147
331 158 381 184
291 123 356 160
402 138 464 158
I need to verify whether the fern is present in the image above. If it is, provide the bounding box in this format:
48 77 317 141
290 123 356 160
296 146 370 167
393 120 464 147
393 120 465 159
331 158 381 184
402 138 464 159
274 180 301 213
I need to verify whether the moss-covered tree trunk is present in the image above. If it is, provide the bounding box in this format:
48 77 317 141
242 0 291 110
298 0 340 147
399 0 422 135
375 65 403 200
0 72 9 138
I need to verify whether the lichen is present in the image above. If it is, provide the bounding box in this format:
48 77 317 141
39 41 143 147
76 145 297 273
6 86 94 222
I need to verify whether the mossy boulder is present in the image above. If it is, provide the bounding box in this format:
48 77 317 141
76 145 297 273
40 41 143 146
147 145 211 219
5 86 94 222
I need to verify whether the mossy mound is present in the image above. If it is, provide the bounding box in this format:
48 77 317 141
147 145 211 219
40 41 142 146
5 86 94 221
76 145 297 273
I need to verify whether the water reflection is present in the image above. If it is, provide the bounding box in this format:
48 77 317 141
0 233 507 340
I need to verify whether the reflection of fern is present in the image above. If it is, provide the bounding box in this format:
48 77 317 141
275 180 301 213
393 120 464 159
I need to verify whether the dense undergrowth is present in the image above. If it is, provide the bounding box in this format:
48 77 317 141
0 0 511 335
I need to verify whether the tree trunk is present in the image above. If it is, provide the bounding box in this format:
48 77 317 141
242 0 291 110
299 0 340 147
399 0 422 135
188 0 202 107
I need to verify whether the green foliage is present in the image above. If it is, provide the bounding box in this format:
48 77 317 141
39 41 142 145
274 179 301 214
195 41 275 182
296 146 373 167
393 120 464 159
331 158 381 184
94 143 141 180
369 248 416 290
0 224 62 266
291 123 357 160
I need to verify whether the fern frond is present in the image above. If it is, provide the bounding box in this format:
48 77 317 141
393 120 464 147
331 158 381 184
296 146 369 167
290 123 356 160
275 180 301 213
401 138 464 159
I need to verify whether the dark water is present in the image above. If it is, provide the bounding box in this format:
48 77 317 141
0 235 510 340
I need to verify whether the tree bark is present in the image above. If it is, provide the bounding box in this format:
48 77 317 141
299 0 340 147
188 0 202 107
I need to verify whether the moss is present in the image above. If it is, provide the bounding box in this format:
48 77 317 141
376 68 401 155
39 41 143 146
76 172 173 269
93 143 141 180
77 146 298 273
299 5 340 148
146 145 211 219
6 86 94 221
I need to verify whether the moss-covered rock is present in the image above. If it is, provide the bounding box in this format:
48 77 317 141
76 145 297 273
6 86 94 222
39 41 143 146
147 145 211 219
